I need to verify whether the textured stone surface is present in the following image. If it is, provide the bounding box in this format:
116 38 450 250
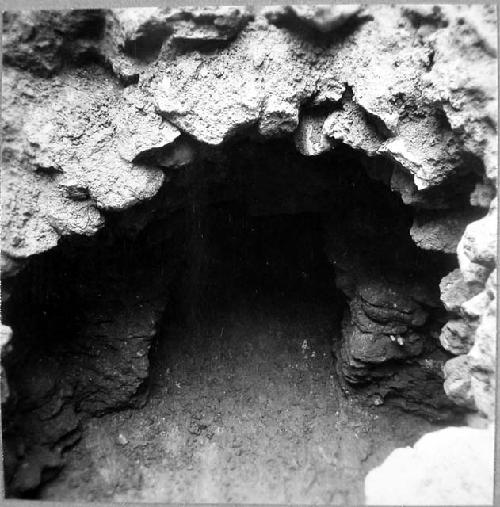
1 66 167 258
440 199 498 418
3 5 497 259
443 355 476 408
323 174 457 421
1 4 498 497
2 10 104 76
410 209 483 254
365 425 494 505
2 219 182 495
323 97 388 156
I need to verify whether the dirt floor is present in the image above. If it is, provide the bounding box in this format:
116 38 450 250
40 291 443 504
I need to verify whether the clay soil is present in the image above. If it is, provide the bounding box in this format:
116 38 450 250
39 287 443 504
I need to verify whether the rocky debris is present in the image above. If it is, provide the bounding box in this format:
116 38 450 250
365 425 494 505
294 110 331 155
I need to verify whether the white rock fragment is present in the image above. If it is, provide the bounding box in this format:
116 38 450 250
365 426 494 505
117 433 128 445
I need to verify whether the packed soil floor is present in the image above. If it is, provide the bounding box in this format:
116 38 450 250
40 290 443 504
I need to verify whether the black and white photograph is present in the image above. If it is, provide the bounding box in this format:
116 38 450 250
0 2 497 504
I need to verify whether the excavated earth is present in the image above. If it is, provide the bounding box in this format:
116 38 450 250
1 4 497 503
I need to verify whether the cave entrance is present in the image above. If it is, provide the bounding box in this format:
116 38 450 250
3 138 460 502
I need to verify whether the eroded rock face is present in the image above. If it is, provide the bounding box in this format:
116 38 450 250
439 200 498 419
1 218 183 495
1 3 497 497
365 425 495 505
3 5 496 257
323 174 459 421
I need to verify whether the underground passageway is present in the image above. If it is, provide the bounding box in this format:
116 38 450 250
2 6 496 504
2 139 468 501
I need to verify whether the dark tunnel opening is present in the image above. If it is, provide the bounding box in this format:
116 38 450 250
1 138 472 499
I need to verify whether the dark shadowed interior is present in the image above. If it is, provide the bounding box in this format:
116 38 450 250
1 139 475 501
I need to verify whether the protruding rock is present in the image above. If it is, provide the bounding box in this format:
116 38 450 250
440 320 475 355
440 268 482 313
458 198 497 271
116 110 180 163
410 210 481 254
108 8 170 53
349 325 423 364
1 325 13 403
470 181 496 209
380 131 458 190
1 66 165 258
365 425 494 505
323 100 387 156
468 269 496 419
167 7 253 46
294 111 331 156
258 97 299 138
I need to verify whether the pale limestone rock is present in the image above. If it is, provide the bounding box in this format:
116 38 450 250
440 320 475 355
440 268 481 313
410 210 476 254
443 355 475 408
458 198 497 270
468 270 497 420
294 111 331 156
258 96 299 138
323 100 386 156
365 426 494 505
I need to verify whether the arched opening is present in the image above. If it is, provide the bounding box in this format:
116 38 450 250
2 137 479 502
